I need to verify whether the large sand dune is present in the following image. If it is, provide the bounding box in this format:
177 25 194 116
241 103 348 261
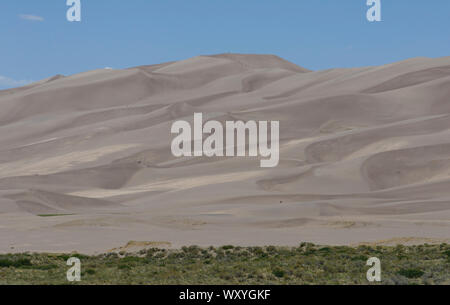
0 54 449 253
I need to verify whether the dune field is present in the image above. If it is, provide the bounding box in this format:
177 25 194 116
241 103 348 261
0 54 449 253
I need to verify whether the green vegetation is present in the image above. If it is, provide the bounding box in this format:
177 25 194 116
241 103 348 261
397 269 425 279
0 243 448 285
0 257 32 268
37 214 75 217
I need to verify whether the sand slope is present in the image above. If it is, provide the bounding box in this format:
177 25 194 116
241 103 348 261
0 54 449 253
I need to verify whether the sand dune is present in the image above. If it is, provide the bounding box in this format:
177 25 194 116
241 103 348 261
0 54 449 253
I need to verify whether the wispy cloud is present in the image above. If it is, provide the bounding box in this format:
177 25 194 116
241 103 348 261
0 75 33 90
19 14 44 22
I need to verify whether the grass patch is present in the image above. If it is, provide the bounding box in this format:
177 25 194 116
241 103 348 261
37 214 75 217
397 268 425 279
272 269 285 278
0 243 448 285
0 258 32 268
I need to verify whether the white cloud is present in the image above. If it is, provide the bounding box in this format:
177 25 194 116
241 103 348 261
0 75 33 90
19 14 44 22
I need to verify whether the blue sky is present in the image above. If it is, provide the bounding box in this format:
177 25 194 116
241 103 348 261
1 0 449 89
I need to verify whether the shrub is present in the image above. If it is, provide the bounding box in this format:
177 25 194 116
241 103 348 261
351 255 368 261
121 256 146 264
34 264 57 270
0 258 32 268
318 247 332 254
272 269 285 278
398 268 424 279
118 264 131 270
59 253 88 261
